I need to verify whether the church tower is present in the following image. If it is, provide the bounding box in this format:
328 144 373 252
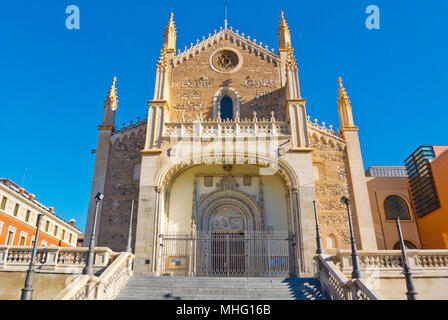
85 77 118 244
337 77 377 249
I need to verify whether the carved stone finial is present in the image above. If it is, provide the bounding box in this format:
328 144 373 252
253 111 258 122
217 111 222 122
104 76 118 111
235 110 240 122
270 111 276 122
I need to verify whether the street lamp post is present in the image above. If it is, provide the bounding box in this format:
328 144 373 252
125 199 135 253
83 192 104 276
340 196 361 279
21 213 43 300
312 200 323 255
395 217 418 300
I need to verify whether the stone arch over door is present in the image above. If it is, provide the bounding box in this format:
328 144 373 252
196 189 262 232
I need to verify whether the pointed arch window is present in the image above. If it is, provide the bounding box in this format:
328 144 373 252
220 96 233 120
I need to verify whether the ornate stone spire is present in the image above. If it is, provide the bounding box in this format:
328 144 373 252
102 76 118 127
278 11 292 52
104 76 118 111
337 77 356 129
156 47 169 71
163 12 176 53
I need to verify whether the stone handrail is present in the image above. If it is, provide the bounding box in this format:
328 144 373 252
163 120 291 139
315 254 377 300
331 250 448 274
0 245 113 273
54 252 134 300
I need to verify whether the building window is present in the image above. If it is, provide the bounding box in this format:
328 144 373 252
25 210 31 222
6 231 14 245
54 225 58 236
30 236 35 247
393 240 418 250
41 240 48 247
1 197 7 210
13 204 19 216
220 96 233 120
69 233 73 244
61 229 66 241
19 236 26 246
45 221 50 232
384 195 411 220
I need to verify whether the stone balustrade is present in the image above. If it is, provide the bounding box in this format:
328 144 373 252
0 245 114 273
331 250 448 275
163 120 291 139
314 254 378 300
54 252 134 300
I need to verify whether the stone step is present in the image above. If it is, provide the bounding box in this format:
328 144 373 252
115 277 328 300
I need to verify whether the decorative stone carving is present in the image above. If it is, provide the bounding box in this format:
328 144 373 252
243 175 251 186
210 208 244 231
315 183 349 196
173 102 203 111
177 90 200 100
181 77 213 88
212 50 239 71
218 175 239 190
240 76 275 88
317 199 345 211
318 213 348 226
204 176 213 187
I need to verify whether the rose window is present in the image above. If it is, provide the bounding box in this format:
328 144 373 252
212 50 239 71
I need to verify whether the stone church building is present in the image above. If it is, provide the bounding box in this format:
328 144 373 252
85 12 378 277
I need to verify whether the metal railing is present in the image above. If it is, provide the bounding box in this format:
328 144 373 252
160 231 294 277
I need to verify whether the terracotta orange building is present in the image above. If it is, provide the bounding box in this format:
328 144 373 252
0 178 81 247
407 146 448 249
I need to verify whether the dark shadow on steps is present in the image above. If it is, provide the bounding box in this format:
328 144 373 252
282 278 329 300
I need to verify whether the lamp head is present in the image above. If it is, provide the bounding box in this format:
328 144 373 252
340 196 350 205
95 192 104 201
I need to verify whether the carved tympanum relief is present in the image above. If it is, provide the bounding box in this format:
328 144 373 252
210 208 245 231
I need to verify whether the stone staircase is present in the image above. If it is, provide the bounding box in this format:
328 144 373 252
116 276 329 300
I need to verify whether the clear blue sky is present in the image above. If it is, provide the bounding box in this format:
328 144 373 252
1 1 447 233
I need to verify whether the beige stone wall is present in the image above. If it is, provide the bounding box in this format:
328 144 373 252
0 271 71 300
170 38 285 122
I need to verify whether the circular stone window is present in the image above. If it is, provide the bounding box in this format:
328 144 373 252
210 48 242 73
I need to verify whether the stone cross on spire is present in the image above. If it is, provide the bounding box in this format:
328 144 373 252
224 2 228 29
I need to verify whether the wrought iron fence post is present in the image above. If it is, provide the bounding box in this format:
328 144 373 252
21 213 43 300
395 217 418 300
340 196 361 279
313 200 324 255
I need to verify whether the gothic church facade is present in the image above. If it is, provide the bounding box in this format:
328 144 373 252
85 12 378 277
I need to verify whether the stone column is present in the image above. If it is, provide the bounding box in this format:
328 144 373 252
343 129 378 250
133 154 162 275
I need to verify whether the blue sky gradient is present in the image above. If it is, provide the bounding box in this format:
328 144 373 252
1 1 447 232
